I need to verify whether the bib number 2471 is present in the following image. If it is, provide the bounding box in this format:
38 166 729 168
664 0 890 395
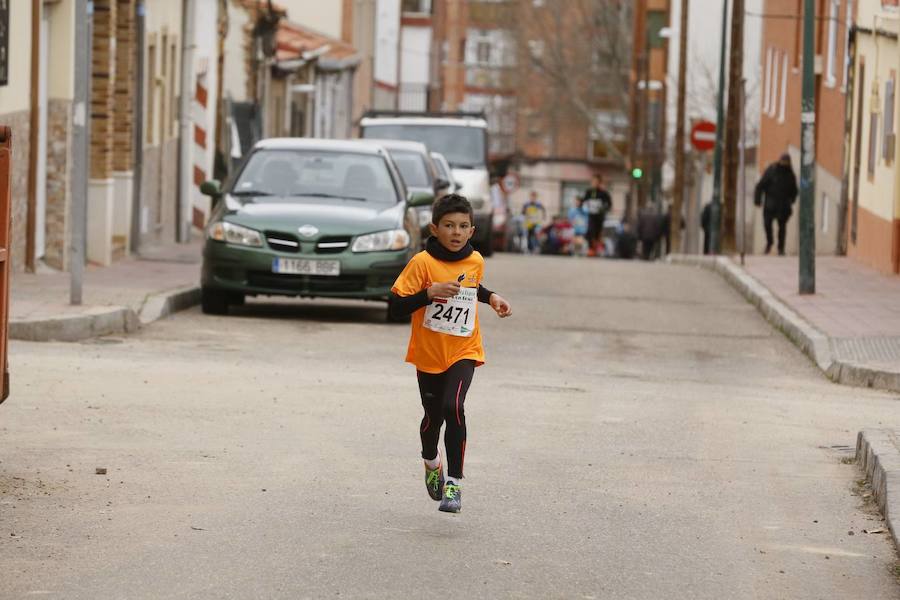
423 286 477 337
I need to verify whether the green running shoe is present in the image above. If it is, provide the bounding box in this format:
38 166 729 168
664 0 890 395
439 481 461 513
425 462 444 501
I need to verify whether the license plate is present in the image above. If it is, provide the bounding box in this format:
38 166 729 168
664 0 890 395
272 258 341 276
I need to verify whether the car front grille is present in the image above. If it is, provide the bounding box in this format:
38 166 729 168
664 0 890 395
265 231 301 253
247 272 368 294
316 236 351 254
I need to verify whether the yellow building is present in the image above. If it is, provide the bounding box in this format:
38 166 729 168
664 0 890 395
847 1 899 275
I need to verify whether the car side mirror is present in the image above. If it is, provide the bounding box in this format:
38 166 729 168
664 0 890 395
200 180 222 198
434 178 450 193
407 190 434 208
454 180 463 191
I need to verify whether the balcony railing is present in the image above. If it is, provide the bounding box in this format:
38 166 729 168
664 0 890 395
465 65 517 90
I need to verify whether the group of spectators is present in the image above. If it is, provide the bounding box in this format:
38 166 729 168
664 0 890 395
512 174 667 260
518 174 617 257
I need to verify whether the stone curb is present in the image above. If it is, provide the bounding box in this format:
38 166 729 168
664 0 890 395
856 429 900 551
666 254 900 393
10 285 201 342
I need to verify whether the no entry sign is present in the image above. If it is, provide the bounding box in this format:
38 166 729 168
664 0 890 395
690 120 716 152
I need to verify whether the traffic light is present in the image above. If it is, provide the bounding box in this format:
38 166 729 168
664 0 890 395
631 167 644 180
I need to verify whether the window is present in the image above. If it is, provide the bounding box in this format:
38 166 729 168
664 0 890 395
821 193 829 233
647 11 666 49
769 50 780 117
169 40 178 138
159 33 168 144
763 47 773 115
401 0 431 14
842 0 853 91
146 40 156 145
868 106 879 178
825 0 839 86
884 76 895 164
476 40 491 64
778 52 788 122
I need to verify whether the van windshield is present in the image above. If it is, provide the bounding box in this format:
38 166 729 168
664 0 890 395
363 124 486 169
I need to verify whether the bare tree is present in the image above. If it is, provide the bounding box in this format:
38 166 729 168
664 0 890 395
512 0 633 161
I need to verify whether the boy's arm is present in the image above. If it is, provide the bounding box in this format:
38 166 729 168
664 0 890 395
389 290 431 319
477 284 495 304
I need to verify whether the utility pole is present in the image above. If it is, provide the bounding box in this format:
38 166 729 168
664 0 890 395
70 0 91 305
708 0 729 254
722 0 743 253
671 0 689 252
799 0 816 293
178 0 196 243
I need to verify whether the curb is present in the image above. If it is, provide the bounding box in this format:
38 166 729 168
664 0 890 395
666 254 900 393
856 429 900 550
10 285 200 342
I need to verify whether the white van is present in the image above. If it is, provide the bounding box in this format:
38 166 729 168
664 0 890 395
359 111 494 256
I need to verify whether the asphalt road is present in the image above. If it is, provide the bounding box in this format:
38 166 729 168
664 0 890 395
2 254 900 599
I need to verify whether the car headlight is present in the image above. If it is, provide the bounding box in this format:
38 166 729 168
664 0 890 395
351 229 411 252
208 221 263 247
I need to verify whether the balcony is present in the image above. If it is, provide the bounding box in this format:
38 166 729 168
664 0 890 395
465 66 517 91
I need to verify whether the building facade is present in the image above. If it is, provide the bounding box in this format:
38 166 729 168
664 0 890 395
757 0 855 256
846 0 899 274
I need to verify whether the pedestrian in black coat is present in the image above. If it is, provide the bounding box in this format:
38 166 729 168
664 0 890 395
754 153 798 255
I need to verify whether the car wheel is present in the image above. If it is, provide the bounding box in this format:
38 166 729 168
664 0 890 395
228 292 246 307
201 287 229 315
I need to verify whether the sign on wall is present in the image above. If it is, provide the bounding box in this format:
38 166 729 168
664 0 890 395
0 0 8 87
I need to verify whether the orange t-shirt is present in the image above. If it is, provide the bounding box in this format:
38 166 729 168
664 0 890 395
391 250 486 374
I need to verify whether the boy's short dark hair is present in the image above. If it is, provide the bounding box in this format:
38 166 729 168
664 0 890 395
432 193 474 225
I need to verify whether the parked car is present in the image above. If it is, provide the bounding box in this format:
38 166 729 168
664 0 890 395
359 111 494 256
360 139 447 246
199 138 430 320
430 151 459 196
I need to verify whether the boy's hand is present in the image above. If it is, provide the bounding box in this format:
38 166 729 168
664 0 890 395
489 294 512 318
428 281 461 300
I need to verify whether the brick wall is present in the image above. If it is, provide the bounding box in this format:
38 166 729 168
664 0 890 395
113 0 135 173
91 0 117 180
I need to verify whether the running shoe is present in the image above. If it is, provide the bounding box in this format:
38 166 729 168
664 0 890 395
425 462 444 501
439 481 461 513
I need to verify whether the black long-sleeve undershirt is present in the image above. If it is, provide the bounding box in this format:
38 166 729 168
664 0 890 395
390 284 495 320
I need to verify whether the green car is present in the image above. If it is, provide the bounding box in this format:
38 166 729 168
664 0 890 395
199 138 431 319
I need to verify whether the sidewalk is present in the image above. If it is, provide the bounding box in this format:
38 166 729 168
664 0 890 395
668 253 900 393
10 238 203 341
744 256 900 376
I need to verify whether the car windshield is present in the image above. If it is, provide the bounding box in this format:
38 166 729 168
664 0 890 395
432 154 451 181
363 124 486 169
231 150 398 204
389 150 432 188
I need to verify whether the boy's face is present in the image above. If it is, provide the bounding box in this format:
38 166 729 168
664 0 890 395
430 212 475 252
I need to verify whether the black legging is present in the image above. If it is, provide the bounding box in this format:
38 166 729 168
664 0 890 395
416 360 475 479
763 208 790 253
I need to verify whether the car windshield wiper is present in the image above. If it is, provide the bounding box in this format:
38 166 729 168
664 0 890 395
298 192 368 202
231 189 274 197
450 163 480 169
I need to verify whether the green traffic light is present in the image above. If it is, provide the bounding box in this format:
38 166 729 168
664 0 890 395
631 167 643 179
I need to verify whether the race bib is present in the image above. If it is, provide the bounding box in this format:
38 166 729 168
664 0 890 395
423 286 477 337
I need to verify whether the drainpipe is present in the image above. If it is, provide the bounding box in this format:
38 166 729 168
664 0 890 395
131 1 145 253
177 0 196 243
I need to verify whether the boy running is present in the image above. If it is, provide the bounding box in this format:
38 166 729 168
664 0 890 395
390 194 512 513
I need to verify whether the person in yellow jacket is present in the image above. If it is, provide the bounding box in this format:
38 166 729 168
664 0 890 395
390 194 512 513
